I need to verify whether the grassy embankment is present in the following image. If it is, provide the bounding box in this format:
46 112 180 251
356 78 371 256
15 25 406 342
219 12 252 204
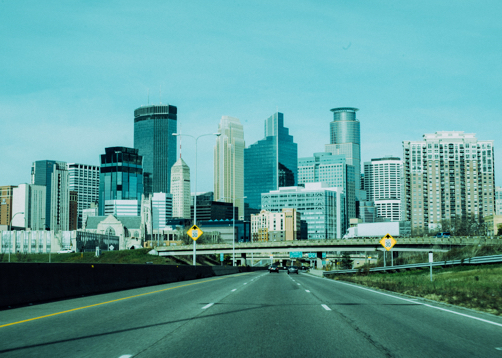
0 249 219 266
331 244 502 316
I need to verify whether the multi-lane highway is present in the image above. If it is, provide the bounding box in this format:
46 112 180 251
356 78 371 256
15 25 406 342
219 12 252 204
1 270 502 357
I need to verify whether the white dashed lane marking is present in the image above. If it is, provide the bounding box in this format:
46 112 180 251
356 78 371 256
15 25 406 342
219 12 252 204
202 303 214 309
322 304 331 311
305 290 310 293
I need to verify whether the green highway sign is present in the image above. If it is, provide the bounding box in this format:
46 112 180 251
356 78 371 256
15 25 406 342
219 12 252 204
289 251 303 258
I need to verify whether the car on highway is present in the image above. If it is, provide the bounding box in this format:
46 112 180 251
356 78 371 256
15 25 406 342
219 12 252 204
287 266 299 274
57 249 75 254
269 264 279 273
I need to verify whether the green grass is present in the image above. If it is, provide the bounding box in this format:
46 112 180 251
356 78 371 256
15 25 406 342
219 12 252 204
0 249 199 265
333 264 502 316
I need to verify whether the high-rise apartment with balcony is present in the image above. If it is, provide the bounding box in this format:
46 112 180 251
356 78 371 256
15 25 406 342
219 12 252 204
244 112 297 211
325 107 361 190
134 104 177 196
98 147 144 216
31 160 69 231
364 157 402 221
67 163 100 228
214 116 245 219
403 131 495 232
495 187 502 215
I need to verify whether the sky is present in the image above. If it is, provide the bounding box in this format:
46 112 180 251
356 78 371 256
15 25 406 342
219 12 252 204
1 0 502 193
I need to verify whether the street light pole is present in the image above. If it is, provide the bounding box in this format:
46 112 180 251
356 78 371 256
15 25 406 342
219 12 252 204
8 211 24 262
221 195 246 266
173 132 220 266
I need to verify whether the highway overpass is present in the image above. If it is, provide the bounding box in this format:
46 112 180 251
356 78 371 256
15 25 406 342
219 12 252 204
154 237 502 256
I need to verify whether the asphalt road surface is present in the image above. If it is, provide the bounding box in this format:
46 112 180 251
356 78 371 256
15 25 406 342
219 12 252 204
1 270 502 357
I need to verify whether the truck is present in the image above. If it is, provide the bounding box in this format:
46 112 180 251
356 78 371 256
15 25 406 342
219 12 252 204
343 221 411 239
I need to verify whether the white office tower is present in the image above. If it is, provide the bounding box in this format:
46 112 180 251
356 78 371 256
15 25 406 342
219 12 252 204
214 116 245 219
325 108 361 190
104 200 139 216
364 157 403 221
11 184 46 229
67 163 100 229
403 131 495 232
152 192 173 230
261 183 346 239
170 158 191 219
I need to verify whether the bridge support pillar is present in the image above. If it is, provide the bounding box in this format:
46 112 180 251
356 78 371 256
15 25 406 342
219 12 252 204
315 252 323 269
242 253 247 266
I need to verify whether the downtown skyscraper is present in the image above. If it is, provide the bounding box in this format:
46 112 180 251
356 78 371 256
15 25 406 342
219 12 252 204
67 163 100 228
214 116 245 220
98 147 144 216
244 112 298 211
403 131 495 232
134 104 177 196
325 107 361 190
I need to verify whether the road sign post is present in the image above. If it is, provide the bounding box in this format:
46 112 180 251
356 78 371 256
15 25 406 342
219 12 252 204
380 234 396 267
187 225 203 265
429 251 433 282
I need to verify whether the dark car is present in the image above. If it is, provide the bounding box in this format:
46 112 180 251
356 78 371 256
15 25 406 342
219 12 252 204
269 265 279 273
287 266 299 274
300 266 308 271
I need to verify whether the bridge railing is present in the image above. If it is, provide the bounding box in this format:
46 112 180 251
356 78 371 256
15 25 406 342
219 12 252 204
154 237 502 251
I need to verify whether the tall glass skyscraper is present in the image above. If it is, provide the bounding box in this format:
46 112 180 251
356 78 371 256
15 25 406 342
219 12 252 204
298 152 355 222
244 112 297 211
325 107 361 189
134 104 177 196
98 147 143 216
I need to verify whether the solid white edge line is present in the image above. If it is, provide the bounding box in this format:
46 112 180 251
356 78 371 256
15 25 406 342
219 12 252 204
317 276 502 328
322 304 331 311
202 303 214 309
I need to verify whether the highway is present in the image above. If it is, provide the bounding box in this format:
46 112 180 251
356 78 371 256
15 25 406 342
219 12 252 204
1 271 502 357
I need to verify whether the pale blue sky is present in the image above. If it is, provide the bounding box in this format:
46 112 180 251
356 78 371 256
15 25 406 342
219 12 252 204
1 0 501 192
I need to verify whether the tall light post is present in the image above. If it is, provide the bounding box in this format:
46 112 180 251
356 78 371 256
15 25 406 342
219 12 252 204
173 132 220 266
8 211 24 262
220 195 246 266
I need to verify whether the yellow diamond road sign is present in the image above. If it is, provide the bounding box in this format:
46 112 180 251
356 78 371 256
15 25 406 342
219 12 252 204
187 225 203 241
379 233 396 251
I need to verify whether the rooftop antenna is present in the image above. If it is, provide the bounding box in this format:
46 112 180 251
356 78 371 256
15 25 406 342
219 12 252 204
179 123 182 159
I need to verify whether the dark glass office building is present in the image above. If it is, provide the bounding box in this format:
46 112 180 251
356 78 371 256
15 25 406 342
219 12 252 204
244 112 297 211
134 104 177 196
98 147 144 215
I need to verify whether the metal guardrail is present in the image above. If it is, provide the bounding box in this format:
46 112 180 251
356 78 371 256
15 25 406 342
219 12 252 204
323 254 502 276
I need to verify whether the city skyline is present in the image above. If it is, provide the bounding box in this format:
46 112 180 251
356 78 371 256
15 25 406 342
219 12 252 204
2 1 502 192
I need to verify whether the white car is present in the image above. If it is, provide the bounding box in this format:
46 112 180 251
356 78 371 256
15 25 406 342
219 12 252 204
57 249 75 254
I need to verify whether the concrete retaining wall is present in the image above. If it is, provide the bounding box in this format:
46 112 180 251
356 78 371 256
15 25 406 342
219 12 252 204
0 263 265 308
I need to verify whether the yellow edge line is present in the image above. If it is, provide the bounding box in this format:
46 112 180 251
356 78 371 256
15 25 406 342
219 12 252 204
1 272 251 328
